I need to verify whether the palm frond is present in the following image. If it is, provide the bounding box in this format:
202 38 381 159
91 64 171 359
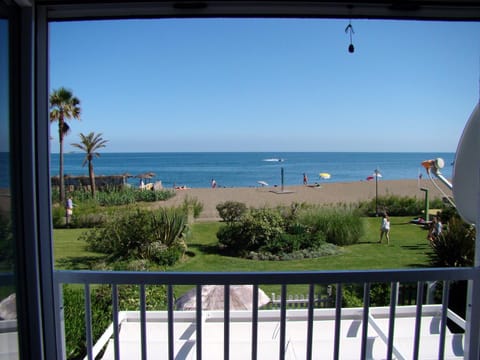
71 132 109 161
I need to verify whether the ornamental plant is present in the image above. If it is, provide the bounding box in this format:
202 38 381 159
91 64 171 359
80 207 188 266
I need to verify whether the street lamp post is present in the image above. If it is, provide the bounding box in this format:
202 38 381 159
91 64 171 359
281 167 284 192
420 187 430 222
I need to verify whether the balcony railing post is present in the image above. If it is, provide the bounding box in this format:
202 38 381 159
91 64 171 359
361 282 371 360
333 283 342 360
387 282 398 360
84 285 93 360
196 285 202 360
167 285 174 360
251 285 259 360
55 282 67 360
413 281 425 360
279 284 287 360
438 281 450 359
426 281 436 304
224 284 230 360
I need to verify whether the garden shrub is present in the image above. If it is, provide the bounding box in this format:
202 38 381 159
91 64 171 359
63 284 167 359
216 201 247 223
52 201 112 229
261 231 326 254
246 242 341 261
217 206 348 260
337 284 391 308
356 195 446 217
429 197 446 210
73 213 108 228
53 187 175 207
51 205 65 228
296 206 364 246
437 204 458 224
377 195 422 216
429 216 475 267
134 188 175 203
261 233 303 253
217 207 284 256
52 188 177 229
63 286 113 360
182 196 204 218
427 208 474 330
276 202 310 226
339 285 364 308
80 207 188 265
217 204 363 257
94 187 175 206
369 283 391 306
96 189 136 206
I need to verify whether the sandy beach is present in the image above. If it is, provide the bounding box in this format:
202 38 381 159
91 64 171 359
156 179 452 221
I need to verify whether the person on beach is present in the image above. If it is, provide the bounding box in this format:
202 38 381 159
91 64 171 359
65 196 74 226
303 173 308 185
211 179 217 188
379 214 390 244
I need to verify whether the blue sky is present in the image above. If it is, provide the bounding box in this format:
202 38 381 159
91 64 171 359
49 18 480 153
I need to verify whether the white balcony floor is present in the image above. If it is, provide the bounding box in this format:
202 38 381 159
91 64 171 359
99 305 464 360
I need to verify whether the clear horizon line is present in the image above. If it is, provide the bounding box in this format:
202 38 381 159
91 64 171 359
50 150 457 155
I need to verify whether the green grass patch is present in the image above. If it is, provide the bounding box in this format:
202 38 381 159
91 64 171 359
169 217 431 295
169 217 431 272
54 228 106 269
54 216 432 298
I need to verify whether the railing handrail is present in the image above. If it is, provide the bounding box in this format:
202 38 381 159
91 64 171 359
54 267 478 286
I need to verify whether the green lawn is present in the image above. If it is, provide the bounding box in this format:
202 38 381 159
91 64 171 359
54 228 105 270
171 217 431 272
54 216 433 297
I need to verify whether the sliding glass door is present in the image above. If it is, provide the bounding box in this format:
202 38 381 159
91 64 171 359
0 6 19 359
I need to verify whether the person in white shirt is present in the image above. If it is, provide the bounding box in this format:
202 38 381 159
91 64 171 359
65 196 74 226
379 214 390 244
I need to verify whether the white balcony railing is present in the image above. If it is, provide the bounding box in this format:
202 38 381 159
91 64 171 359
54 267 479 360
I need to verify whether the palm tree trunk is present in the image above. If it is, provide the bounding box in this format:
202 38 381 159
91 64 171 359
59 120 65 202
88 160 96 197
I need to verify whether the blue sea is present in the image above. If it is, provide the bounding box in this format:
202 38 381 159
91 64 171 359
0 152 455 189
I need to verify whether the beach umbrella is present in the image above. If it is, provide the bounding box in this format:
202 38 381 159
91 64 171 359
319 173 331 180
257 180 268 187
175 285 271 311
136 172 156 179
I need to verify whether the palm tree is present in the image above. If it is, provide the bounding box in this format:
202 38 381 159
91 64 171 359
71 132 108 197
50 87 81 202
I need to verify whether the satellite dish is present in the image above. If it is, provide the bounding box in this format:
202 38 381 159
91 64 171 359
452 103 480 224
434 158 445 169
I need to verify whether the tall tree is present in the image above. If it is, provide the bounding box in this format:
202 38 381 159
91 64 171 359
71 132 108 197
49 87 81 202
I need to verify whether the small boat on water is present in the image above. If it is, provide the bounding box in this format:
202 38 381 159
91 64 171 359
263 158 284 162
